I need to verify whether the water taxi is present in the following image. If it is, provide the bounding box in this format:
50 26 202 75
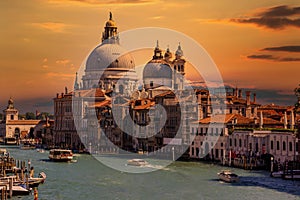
49 149 73 162
217 170 239 183
127 159 148 166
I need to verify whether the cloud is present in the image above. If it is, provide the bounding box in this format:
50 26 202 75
262 45 300 52
49 0 158 6
46 72 74 79
56 59 71 65
278 57 300 62
230 5 300 29
149 16 164 20
31 22 70 33
247 54 277 60
247 54 300 62
257 5 300 17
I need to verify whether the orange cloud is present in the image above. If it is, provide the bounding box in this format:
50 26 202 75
46 72 74 79
31 22 70 33
56 59 71 65
48 0 160 6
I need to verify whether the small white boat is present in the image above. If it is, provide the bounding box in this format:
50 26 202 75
127 159 148 166
36 148 45 153
271 171 283 178
49 149 73 162
217 170 239 183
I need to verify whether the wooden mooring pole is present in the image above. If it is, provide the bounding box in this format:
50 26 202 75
8 178 12 199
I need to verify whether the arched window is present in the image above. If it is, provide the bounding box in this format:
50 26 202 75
289 142 293 151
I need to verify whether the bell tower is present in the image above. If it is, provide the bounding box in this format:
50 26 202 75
4 97 18 122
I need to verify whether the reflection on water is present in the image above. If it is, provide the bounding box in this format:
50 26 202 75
2 146 300 200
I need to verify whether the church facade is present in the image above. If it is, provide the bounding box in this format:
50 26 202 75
0 98 40 144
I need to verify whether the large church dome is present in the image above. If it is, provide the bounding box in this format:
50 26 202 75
85 43 135 72
80 12 138 91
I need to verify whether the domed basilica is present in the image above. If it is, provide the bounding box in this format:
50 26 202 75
79 12 138 96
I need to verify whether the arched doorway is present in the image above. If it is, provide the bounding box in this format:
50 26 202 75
29 127 35 139
14 127 20 138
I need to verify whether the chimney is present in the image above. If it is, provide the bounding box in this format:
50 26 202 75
61 93 64 98
260 111 263 129
290 111 295 129
246 91 251 106
238 89 242 98
56 93 59 98
284 111 287 129
65 87 68 94
197 93 202 104
253 93 256 103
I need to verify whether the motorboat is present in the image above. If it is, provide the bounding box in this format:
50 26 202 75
270 171 283 178
127 159 149 166
49 149 73 162
217 170 239 183
20 143 36 150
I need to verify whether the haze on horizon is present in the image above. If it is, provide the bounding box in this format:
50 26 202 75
0 0 300 113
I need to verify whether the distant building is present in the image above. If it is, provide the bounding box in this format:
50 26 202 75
0 98 40 143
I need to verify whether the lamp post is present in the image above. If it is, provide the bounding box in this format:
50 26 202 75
172 146 175 161
270 156 274 174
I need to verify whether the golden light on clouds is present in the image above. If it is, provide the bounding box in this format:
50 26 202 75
31 22 70 33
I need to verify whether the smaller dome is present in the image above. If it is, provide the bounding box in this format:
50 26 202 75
105 12 117 27
143 61 172 79
105 20 117 27
175 43 184 58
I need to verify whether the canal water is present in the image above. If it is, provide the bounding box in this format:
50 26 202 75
3 145 300 200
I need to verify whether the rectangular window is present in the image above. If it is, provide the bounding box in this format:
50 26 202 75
283 141 286 151
289 142 293 152
277 141 280 150
271 141 274 150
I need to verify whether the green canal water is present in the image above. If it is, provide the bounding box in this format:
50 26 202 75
3 145 300 200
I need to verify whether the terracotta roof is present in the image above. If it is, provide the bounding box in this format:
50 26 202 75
261 117 283 125
199 114 253 125
6 120 41 125
93 100 111 108
199 114 234 124
258 109 281 117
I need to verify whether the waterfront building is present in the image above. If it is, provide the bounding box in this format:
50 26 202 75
189 114 253 161
189 110 298 163
0 98 40 142
229 130 297 163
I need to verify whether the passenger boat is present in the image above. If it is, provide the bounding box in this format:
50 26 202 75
127 159 149 166
217 170 239 183
4 137 17 145
49 149 73 162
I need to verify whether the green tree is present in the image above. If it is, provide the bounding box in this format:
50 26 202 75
25 112 36 120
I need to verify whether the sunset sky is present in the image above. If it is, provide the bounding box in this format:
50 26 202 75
0 0 300 113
